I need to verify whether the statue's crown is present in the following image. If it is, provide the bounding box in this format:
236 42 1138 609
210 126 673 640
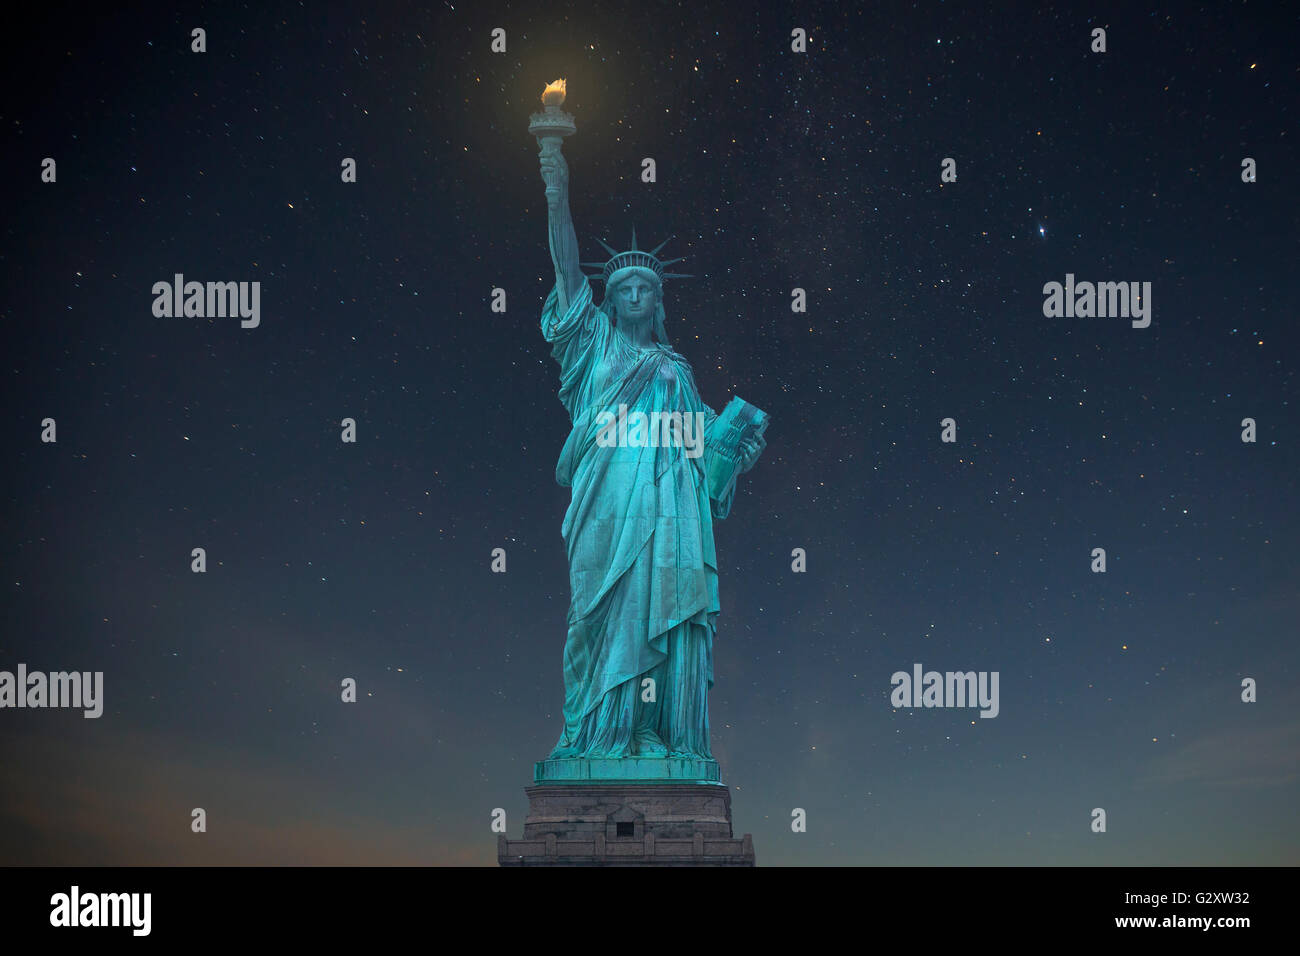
580 227 692 287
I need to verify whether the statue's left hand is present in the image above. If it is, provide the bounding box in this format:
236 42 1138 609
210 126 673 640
738 433 766 473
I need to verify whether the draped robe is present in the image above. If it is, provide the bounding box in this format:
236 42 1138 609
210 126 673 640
540 276 738 758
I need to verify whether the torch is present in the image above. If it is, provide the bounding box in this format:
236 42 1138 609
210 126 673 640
529 79 578 299
528 79 576 206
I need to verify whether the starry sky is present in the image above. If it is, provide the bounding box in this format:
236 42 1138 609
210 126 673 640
1 0 1296 866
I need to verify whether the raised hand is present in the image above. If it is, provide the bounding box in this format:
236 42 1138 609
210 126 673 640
539 145 569 202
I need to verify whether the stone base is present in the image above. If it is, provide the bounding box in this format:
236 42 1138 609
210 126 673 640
498 783 755 866
534 756 720 785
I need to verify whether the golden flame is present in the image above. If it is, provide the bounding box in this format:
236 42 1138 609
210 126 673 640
541 78 567 106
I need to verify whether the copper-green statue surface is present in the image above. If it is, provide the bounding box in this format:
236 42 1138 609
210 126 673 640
533 100 766 773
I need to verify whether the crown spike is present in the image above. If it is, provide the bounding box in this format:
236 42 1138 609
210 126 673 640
584 229 695 286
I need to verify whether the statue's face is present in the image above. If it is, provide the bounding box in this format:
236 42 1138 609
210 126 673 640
613 277 659 322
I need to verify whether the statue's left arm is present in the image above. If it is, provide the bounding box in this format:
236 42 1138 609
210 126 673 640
701 405 766 520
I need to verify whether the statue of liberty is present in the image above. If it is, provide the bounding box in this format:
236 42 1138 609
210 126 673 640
533 87 767 767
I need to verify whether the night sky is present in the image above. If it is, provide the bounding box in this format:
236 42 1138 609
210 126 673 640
2 1 1296 866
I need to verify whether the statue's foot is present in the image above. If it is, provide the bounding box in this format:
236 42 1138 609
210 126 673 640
578 745 631 759
669 748 713 760
633 728 669 757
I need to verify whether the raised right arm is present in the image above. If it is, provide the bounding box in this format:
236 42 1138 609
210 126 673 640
539 143 585 315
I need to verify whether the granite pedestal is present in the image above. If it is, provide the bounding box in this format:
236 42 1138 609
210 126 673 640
498 758 755 866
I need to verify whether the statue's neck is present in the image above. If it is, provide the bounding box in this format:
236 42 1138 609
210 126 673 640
617 317 655 348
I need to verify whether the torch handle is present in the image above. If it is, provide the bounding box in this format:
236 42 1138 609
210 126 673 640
537 135 566 205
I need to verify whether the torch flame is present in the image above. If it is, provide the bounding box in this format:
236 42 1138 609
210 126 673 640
541 78 567 106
